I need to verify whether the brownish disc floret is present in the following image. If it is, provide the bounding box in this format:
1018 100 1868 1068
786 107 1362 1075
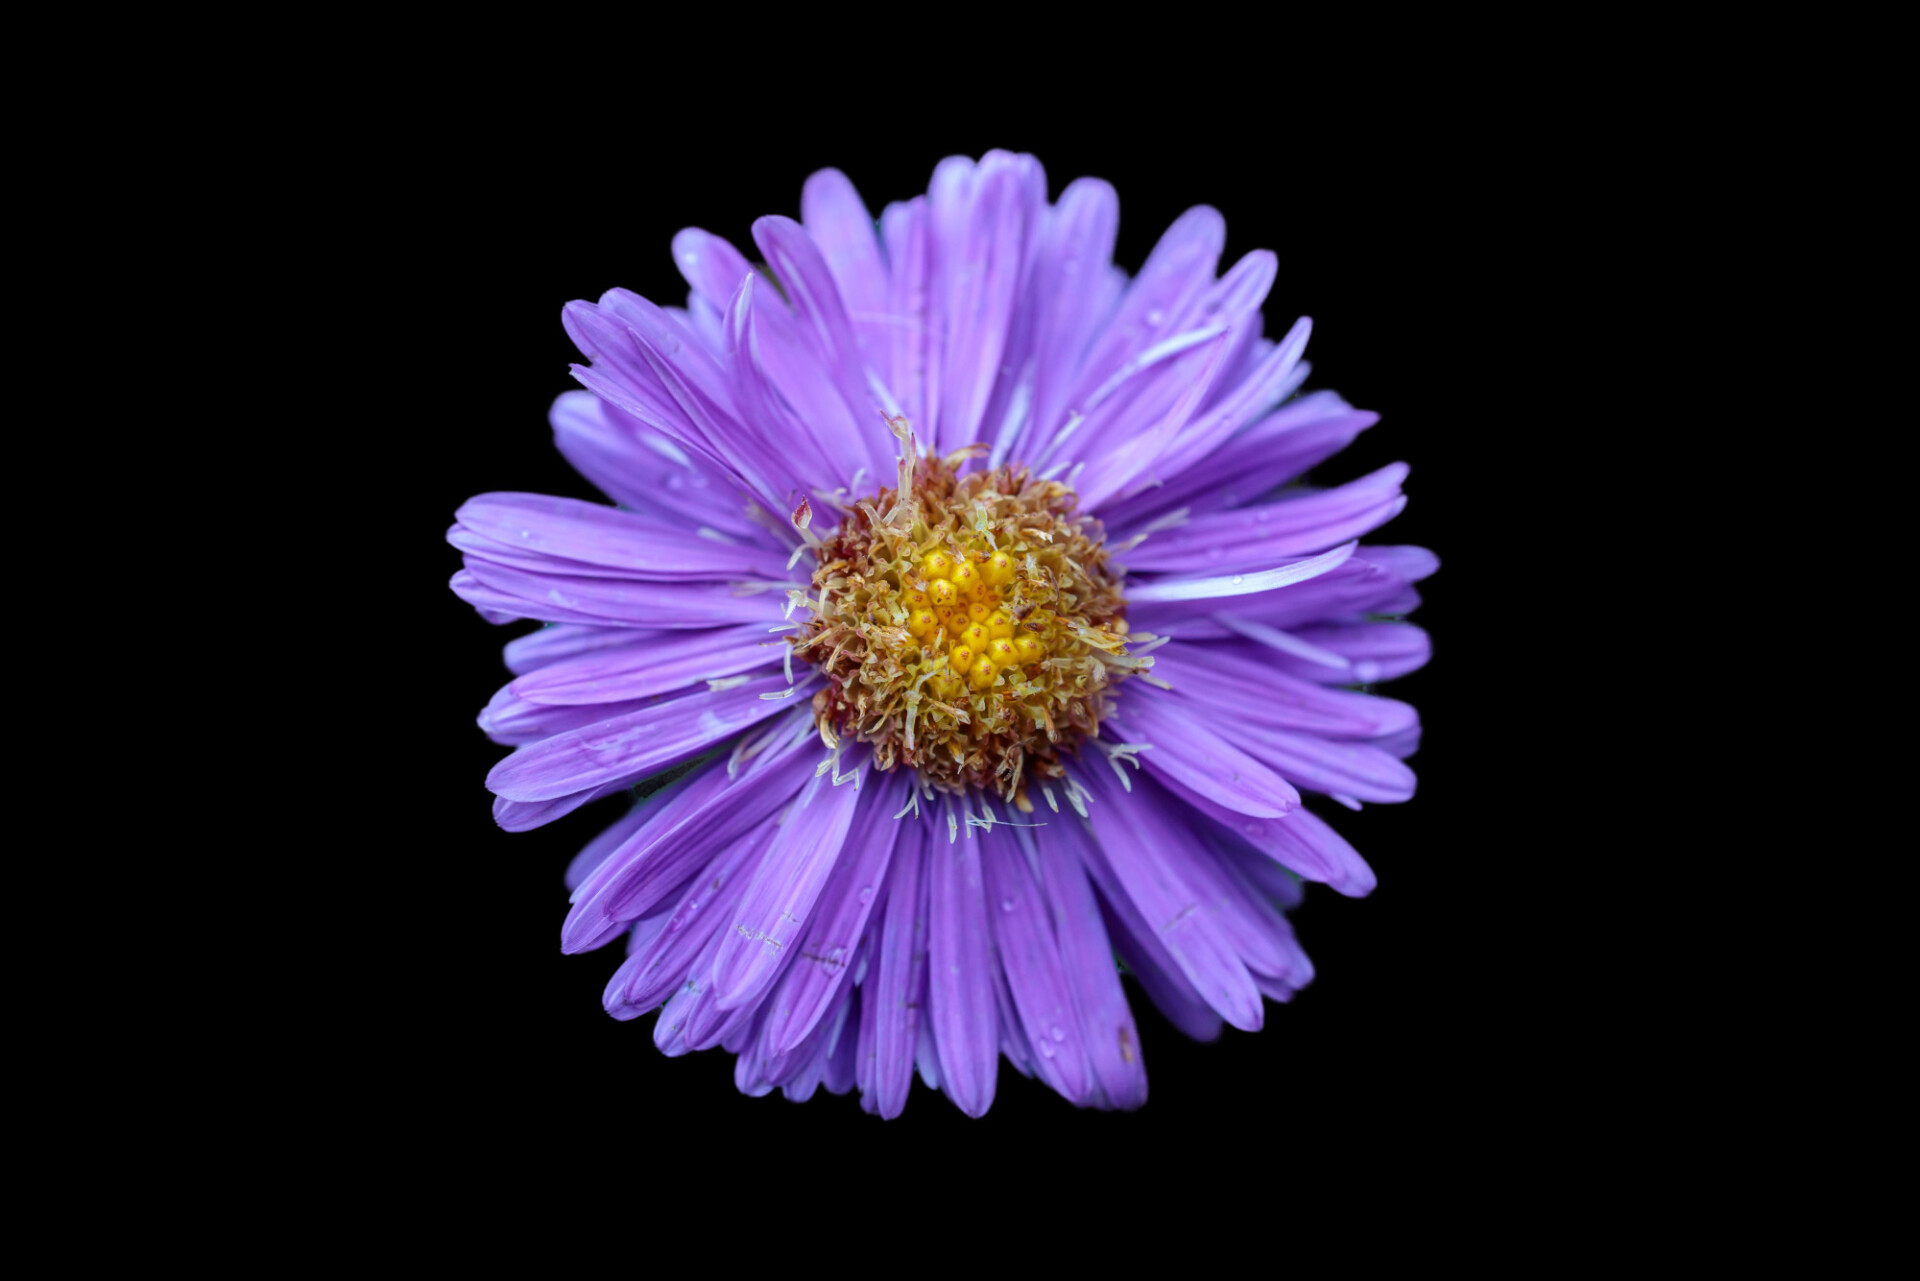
791 441 1134 807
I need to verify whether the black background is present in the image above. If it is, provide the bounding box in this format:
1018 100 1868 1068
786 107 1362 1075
366 108 1583 1172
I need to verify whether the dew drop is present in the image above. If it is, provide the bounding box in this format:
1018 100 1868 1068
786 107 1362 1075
1230 575 1245 586
1039 1041 1057 1059
1145 308 1165 326
1050 1024 1066 1042
1001 896 1017 913
858 886 876 904
827 946 846 964
519 528 531 539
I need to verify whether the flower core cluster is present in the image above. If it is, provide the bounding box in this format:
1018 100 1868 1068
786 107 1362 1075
794 426 1133 806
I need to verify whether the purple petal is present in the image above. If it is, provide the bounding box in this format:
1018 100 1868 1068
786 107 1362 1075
801 168 890 347
550 392 766 542
710 763 869 1012
927 825 999 1117
508 624 781 707
618 826 773 1011
564 797 660 892
455 492 788 580
459 556 788 628
928 151 1040 452
486 673 807 804
477 684 665 746
1117 464 1409 574
877 196 933 433
1231 725 1418 804
1076 767 1264 1031
751 215 890 480
1127 541 1356 605
764 774 904 1051
981 834 1092 1105
1285 621 1433 684
867 822 929 1119
490 776 633 834
1123 315 1313 499
1009 177 1121 467
670 227 757 316
1077 831 1224 1043
1150 771 1377 896
1149 641 1420 740
503 622 647 677
1112 690 1299 818
1028 822 1148 1109
564 716 820 943
1065 205 1227 439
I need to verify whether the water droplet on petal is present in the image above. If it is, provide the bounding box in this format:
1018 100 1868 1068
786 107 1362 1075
1230 575 1245 586
1001 896 1016 912
858 886 876 904
1039 1040 1056 1058
1050 1024 1066 1042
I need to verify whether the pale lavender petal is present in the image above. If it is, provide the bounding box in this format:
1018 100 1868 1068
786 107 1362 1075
710 762 869 1012
927 826 999 1117
1126 541 1355 605
486 673 808 804
980 834 1092 1105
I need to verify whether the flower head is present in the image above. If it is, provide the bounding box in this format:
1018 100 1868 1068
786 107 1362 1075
451 151 1433 1116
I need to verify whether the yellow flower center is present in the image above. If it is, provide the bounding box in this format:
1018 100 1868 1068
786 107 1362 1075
790 421 1135 809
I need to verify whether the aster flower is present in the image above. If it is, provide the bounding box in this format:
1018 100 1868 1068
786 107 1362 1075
449 150 1433 1116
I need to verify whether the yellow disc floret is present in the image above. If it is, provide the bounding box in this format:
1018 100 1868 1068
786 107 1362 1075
792 424 1136 802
